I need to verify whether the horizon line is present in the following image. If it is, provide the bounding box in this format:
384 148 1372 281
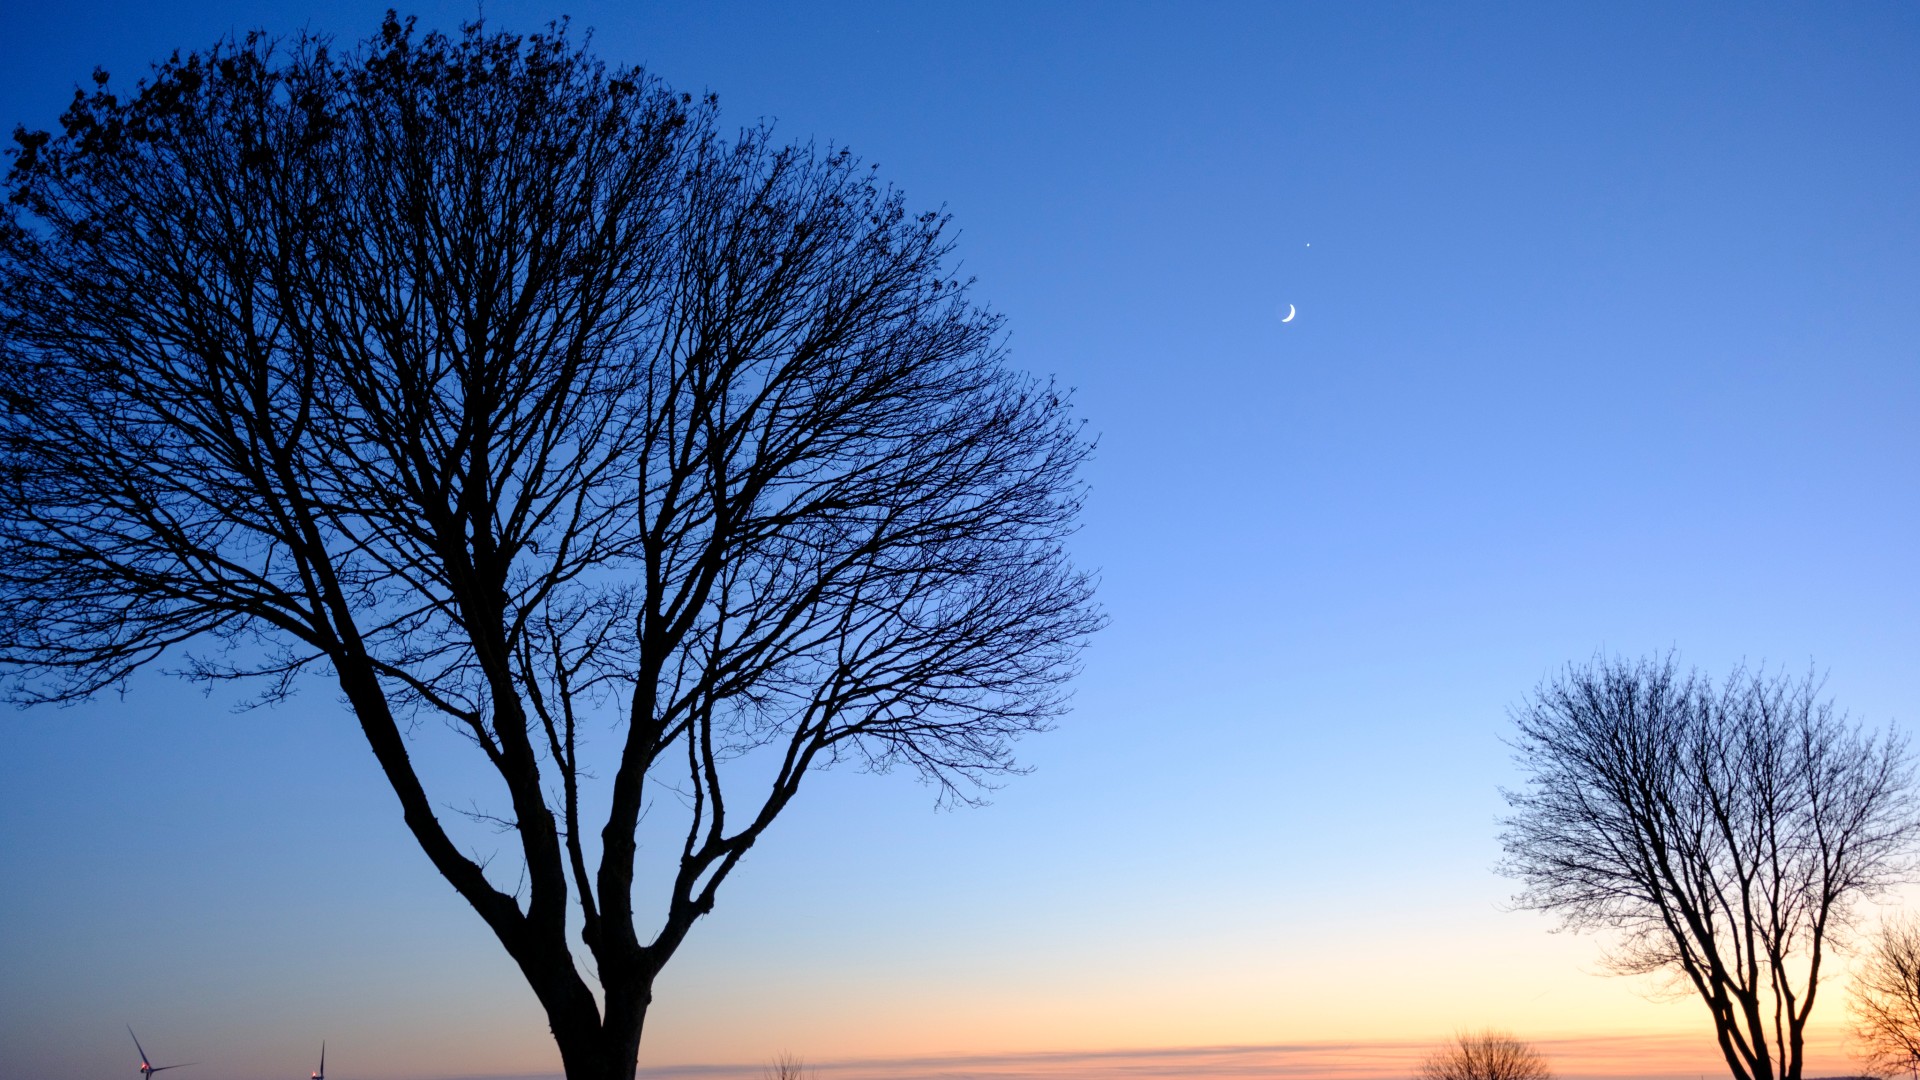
418 1030 1864 1080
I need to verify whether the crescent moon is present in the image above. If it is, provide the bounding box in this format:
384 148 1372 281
1281 304 1296 323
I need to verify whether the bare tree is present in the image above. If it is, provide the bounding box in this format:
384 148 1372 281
763 1053 810 1080
1852 917 1920 1079
1416 1030 1553 1080
0 17 1100 1080
1500 655 1920 1080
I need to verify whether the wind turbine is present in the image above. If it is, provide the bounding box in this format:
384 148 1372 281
128 1027 193 1080
311 1041 325 1080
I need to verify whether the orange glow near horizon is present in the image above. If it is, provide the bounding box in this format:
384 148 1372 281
622 907 1870 1067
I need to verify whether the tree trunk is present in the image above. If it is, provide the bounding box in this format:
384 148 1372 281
551 985 650 1080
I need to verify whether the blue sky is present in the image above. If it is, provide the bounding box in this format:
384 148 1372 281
2 4 1917 1079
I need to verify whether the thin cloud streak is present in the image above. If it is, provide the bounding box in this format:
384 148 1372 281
624 1032 1854 1080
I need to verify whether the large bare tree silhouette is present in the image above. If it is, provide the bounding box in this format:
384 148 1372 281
0 18 1100 1080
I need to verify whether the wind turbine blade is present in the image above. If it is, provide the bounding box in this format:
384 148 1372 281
129 1027 150 1067
319 1042 325 1076
151 1064 194 1072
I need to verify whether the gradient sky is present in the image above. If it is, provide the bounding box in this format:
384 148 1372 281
2 4 1918 1079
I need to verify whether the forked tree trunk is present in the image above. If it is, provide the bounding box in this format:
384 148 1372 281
550 984 651 1080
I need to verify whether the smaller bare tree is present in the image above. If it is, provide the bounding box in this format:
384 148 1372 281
1501 656 1920 1080
762 1053 810 1080
1853 917 1920 1079
1417 1030 1553 1080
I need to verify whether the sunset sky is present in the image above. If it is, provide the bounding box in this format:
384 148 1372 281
3 4 1918 1079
